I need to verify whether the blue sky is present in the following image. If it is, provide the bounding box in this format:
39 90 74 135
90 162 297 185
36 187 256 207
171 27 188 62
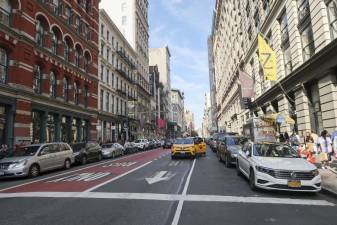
149 0 215 129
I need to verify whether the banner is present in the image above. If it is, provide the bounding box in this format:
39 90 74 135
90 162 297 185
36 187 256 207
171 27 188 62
258 33 277 81
239 70 254 98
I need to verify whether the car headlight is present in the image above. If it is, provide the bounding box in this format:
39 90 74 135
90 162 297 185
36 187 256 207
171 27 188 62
312 169 319 177
255 166 274 174
9 160 28 169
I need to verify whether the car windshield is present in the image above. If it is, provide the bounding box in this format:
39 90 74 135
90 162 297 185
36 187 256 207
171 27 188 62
11 146 40 157
102 144 112 148
226 137 242 146
253 144 298 158
174 138 193 145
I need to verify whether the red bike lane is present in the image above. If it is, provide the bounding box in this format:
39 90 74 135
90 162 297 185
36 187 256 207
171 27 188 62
0 149 169 193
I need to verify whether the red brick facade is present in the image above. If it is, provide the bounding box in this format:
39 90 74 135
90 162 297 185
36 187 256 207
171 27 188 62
0 0 99 146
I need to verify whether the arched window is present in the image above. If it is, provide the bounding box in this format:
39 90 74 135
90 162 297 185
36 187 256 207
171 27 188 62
64 40 69 61
63 77 69 102
75 48 81 67
51 30 58 54
0 48 7 84
0 0 11 26
50 72 57 98
36 20 44 47
74 81 79 105
33 65 42 94
84 52 91 72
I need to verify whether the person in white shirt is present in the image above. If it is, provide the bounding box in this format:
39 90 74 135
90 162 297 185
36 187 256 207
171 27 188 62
318 130 332 169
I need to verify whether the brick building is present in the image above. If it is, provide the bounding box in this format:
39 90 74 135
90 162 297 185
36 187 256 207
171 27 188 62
0 0 99 147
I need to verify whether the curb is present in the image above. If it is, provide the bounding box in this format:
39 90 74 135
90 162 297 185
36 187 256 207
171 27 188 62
321 186 337 198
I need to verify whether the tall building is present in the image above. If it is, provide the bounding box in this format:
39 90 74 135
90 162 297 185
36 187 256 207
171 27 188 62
98 9 138 143
212 0 337 138
184 109 195 137
149 65 161 137
207 35 218 134
101 0 151 138
170 89 185 138
0 0 99 147
149 47 172 126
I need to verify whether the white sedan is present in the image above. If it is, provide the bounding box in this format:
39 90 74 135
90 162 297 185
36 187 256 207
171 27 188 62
236 141 321 192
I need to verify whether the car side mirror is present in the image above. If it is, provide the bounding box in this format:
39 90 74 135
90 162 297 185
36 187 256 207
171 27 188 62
245 151 251 157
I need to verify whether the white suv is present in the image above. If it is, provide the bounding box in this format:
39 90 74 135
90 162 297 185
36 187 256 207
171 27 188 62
236 141 321 192
134 139 149 151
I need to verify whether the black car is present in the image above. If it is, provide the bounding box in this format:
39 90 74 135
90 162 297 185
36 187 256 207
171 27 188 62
71 142 102 165
163 139 173 149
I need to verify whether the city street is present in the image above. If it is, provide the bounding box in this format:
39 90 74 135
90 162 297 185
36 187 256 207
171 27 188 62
0 146 336 225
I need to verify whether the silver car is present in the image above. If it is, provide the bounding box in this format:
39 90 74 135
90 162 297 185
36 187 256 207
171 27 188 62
101 143 124 158
0 142 74 178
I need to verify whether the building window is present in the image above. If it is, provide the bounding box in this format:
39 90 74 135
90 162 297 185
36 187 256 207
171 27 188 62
84 24 91 41
74 82 79 105
65 6 72 25
107 31 110 41
63 77 69 102
106 68 110 84
75 16 81 34
84 53 91 73
280 11 289 46
116 97 119 114
51 0 59 15
297 0 310 23
283 47 292 76
75 48 81 67
100 90 104 110
35 20 44 47
122 16 127 25
111 95 114 114
0 0 11 26
327 0 337 39
50 72 57 98
106 48 110 61
0 48 7 84
106 92 110 112
51 30 58 55
101 43 104 55
101 24 104 37
301 24 315 61
101 65 104 81
33 65 42 94
84 85 88 108
121 2 127 11
64 40 70 62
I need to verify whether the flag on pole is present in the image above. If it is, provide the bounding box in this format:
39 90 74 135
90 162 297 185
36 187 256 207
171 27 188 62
239 70 254 98
258 33 277 81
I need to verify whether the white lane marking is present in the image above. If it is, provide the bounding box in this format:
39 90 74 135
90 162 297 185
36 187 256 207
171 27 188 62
171 159 196 225
145 171 176 185
0 192 334 206
0 149 160 192
83 161 153 192
169 161 180 167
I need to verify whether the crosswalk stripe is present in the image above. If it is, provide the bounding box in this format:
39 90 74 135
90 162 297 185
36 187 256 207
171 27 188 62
0 192 334 206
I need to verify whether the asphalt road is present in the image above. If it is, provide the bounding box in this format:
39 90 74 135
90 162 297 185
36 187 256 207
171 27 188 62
0 146 336 225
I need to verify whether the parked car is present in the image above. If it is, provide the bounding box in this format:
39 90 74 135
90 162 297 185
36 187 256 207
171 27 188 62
236 141 321 192
217 135 246 167
124 142 138 154
101 143 124 158
71 142 102 165
163 139 173 149
0 143 74 178
134 139 149 151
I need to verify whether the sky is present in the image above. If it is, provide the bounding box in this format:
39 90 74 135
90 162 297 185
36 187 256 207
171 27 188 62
149 0 215 129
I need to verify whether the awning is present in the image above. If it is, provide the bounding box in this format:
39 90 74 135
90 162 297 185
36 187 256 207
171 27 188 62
261 113 295 125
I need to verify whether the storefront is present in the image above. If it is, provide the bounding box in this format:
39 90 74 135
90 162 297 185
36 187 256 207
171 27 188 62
31 109 89 144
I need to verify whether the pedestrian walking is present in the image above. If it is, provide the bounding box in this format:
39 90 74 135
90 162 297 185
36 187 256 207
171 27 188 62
318 130 332 169
284 132 290 144
290 132 300 151
310 130 319 153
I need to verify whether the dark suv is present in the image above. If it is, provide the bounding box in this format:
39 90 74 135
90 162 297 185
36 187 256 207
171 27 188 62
71 142 102 165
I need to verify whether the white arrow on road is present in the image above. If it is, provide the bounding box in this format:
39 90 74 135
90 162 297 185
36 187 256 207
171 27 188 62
145 171 176 185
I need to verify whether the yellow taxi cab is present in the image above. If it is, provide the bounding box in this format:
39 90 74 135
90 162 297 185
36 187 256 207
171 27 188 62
171 138 196 159
193 137 206 156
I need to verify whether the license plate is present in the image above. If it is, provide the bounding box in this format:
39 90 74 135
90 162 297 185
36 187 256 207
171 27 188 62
180 152 185 155
288 180 301 188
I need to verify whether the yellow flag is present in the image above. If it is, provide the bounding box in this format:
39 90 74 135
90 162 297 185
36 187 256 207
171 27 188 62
258 34 277 81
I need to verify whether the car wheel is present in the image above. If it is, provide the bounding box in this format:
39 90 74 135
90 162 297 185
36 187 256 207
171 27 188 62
64 159 71 170
236 161 241 176
249 169 257 191
81 156 87 165
28 164 40 178
225 155 231 168
98 153 102 161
